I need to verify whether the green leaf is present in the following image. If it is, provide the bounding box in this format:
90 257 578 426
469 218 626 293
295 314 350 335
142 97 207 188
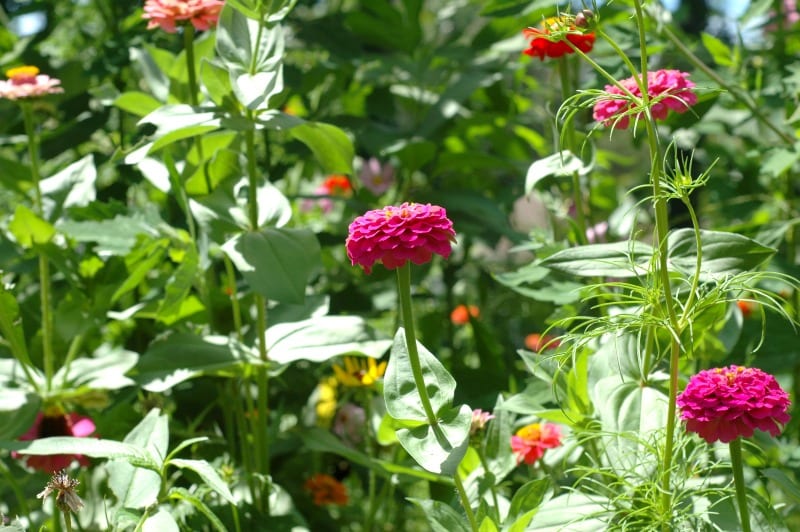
111 238 170 303
507 478 550 524
267 316 391 363
169 459 235 504
384 328 456 422
137 105 226 156
54 346 137 390
667 229 776 282
59 215 155 256
701 32 735 67
763 468 800 504
216 5 284 75
483 395 516 480
5 437 157 468
114 91 162 117
525 151 589 194
289 121 354 174
0 286 34 368
526 492 609 530
141 509 179 532
168 488 227 531
540 241 653 278
0 390 40 440
395 404 471 475
480 0 536 17
233 68 284 111
157 245 200 323
222 227 321 305
9 205 56 248
478 517 498 532
408 498 470 532
39 154 97 212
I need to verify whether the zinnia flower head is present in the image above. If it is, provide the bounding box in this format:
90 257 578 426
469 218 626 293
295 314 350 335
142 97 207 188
304 473 348 506
332 356 387 388
593 69 698 130
522 16 595 61
358 157 395 195
14 412 96 472
677 365 791 444
524 333 560 353
302 175 353 213
0 66 63 100
450 304 480 326
142 0 225 33
346 202 456 274
470 409 495 435
510 422 563 465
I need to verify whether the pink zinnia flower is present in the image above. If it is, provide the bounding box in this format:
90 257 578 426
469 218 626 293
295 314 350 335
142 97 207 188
510 422 563 465
346 203 456 274
0 66 63 100
142 0 225 33
677 365 791 444
358 158 395 195
333 403 366 446
593 69 698 130
470 409 495 435
14 412 96 472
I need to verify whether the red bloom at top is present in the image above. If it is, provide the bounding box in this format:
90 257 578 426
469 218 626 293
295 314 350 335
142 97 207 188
346 203 456 274
14 412 96 472
510 422 563 465
677 365 791 444
593 69 698 130
522 17 595 61
143 0 225 33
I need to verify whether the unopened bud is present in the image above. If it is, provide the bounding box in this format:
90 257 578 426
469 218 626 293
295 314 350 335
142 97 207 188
575 9 594 28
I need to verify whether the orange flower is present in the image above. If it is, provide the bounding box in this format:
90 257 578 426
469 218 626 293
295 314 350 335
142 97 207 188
322 175 353 197
450 305 480 325
304 474 348 506
524 333 560 352
522 17 595 61
737 300 757 319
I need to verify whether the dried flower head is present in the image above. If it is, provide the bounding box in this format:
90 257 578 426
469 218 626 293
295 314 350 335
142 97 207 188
332 356 387 388
37 469 84 513
14 412 96 472
0 66 63 100
450 304 480 326
677 365 791 444
470 409 495 435
593 69 698 130
142 0 224 33
510 422 563 465
522 16 595 61
346 202 456 274
304 473 349 506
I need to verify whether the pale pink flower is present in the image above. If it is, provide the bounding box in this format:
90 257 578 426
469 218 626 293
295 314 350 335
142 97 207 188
358 158 395 195
593 69 698 130
470 409 495 435
143 0 225 33
14 412 96 472
346 203 456 274
0 66 62 100
332 403 366 446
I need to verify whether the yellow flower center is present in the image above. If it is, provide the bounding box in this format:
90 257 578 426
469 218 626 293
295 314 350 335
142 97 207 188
516 423 541 440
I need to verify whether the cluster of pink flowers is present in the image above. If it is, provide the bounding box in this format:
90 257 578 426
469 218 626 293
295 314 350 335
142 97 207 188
14 412 96 472
677 365 791 444
143 0 224 33
510 422 563 465
0 66 62 100
593 69 698 130
346 203 456 274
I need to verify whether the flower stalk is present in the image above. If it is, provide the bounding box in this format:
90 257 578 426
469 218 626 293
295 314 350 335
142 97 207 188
729 438 752 532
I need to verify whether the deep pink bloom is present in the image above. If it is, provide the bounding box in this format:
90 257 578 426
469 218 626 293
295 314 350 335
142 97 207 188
0 66 62 100
510 422 563 465
677 365 791 444
143 0 224 33
593 69 698 130
346 203 456 274
14 412 96 472
358 158 395 195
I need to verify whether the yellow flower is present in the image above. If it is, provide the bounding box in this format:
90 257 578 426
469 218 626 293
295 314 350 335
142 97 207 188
332 356 387 388
315 377 338 427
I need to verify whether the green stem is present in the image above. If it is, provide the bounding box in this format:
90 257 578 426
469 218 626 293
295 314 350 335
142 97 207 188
453 472 479 532
363 394 378 531
62 510 73 532
729 438 752 532
661 25 794 146
557 56 588 246
60 333 85 388
678 195 703 324
477 446 501 522
223 254 244 342
22 103 55 392
183 25 212 194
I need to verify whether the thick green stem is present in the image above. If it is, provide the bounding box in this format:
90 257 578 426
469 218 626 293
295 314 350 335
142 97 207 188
223 254 244 342
453 472 480 532
729 438 752 532
477 446 501 522
557 57 588 246
22 103 55 392
183 25 212 194
62 510 73 532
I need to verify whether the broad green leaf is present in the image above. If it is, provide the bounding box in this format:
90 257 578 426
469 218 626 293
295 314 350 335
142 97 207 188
0 286 34 368
216 6 284 75
233 67 283 111
54 345 137 390
384 328 456 421
157 245 200 323
39 154 97 211
200 59 234 107
129 46 170 102
483 395 516 480
525 492 609 530
142 509 179 532
540 241 653 278
478 517 498 532
114 91 162 117
525 151 589 194
111 238 170 303
507 478 550 524
222 227 321 305
170 459 235 504
137 334 256 392
0 390 40 440
763 468 800 504
289 121 354 175
59 215 153 256
408 498 470 532
480 0 536 16
137 105 227 155
267 315 391 363
9 205 56 247
6 437 157 469
395 404 471 475
667 229 775 282
701 32 735 67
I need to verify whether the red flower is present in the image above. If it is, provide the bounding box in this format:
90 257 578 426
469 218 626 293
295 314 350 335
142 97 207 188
143 0 224 33
677 365 791 444
450 305 479 325
524 333 560 352
522 17 595 61
14 412 96 472
510 422 563 465
304 473 349 506
321 175 353 197
346 203 456 274
737 300 757 319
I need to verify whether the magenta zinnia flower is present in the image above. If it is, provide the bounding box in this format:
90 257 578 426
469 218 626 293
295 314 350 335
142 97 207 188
346 203 456 274
677 365 791 444
143 0 224 33
0 66 63 101
14 412 96 472
593 69 698 130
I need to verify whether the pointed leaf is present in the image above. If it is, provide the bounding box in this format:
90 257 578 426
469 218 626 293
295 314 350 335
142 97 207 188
408 498 470 532
395 404 471 475
9 205 56 248
267 316 391 363
170 458 235 504
540 241 653 277
667 229 776 282
289 121 354 174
